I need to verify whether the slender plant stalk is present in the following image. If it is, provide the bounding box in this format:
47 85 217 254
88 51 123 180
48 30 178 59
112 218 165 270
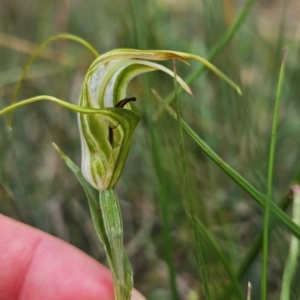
53 145 133 300
261 49 287 300
280 185 300 300
99 190 125 292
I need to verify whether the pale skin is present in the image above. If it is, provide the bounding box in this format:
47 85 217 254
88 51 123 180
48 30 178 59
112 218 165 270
0 214 145 300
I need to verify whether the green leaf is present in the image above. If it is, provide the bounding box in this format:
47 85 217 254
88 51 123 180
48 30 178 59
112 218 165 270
262 49 287 300
164 104 300 239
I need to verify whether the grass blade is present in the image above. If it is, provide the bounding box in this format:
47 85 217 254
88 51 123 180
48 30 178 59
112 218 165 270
261 48 287 300
164 104 300 240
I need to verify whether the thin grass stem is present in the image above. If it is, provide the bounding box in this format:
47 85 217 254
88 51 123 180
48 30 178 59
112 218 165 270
261 48 287 300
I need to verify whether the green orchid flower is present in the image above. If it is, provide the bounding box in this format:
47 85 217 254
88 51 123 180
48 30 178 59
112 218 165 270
78 51 193 191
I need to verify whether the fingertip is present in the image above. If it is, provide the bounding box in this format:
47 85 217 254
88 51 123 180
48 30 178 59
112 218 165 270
0 214 146 300
0 214 115 300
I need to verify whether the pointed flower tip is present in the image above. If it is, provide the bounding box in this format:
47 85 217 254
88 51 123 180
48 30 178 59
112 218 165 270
184 85 194 97
181 84 194 98
152 50 190 65
237 87 243 96
177 56 190 66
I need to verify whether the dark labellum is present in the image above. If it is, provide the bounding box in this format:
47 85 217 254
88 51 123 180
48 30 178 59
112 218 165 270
114 97 136 108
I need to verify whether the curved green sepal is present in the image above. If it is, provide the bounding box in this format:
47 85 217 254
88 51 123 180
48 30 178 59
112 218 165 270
8 33 99 128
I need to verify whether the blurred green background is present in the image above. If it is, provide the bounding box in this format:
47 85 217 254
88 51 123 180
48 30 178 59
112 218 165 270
1 0 300 299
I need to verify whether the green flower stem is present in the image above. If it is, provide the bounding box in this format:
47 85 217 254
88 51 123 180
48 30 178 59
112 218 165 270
99 189 125 288
52 144 132 300
280 185 300 300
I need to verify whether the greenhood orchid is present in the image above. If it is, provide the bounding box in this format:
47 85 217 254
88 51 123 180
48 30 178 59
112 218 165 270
78 50 194 191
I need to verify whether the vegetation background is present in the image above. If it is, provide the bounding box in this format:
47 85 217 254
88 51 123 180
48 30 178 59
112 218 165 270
1 0 300 299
